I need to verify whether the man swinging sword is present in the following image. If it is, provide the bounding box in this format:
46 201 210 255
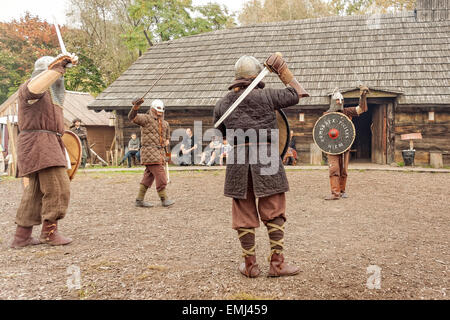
10 27 79 247
214 53 309 277
128 99 175 208
324 86 369 200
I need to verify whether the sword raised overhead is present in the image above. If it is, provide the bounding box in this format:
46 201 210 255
53 17 72 68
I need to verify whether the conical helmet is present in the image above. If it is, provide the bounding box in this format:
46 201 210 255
234 55 263 79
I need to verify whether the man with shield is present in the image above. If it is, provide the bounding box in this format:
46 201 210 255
214 53 309 278
70 118 90 168
10 52 79 248
323 86 369 200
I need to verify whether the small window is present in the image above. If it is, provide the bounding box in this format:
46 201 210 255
299 113 305 122
428 111 435 121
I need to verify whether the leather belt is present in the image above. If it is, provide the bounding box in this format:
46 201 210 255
21 129 63 137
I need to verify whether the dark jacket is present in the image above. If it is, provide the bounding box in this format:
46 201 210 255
213 83 299 199
70 125 91 158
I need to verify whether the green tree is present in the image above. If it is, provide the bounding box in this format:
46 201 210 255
123 0 235 52
67 0 139 85
64 51 106 95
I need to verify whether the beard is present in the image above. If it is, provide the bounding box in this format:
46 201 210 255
327 100 344 112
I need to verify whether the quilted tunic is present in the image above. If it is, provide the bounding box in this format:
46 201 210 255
214 85 299 199
128 109 170 165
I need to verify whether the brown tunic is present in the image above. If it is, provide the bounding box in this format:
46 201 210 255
128 109 170 165
214 86 299 199
16 80 67 177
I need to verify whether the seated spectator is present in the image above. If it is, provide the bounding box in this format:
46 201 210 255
179 128 198 165
219 139 232 166
199 137 222 166
119 133 141 167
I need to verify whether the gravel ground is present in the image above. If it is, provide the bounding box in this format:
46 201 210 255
0 169 449 300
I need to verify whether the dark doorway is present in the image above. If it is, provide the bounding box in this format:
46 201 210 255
348 104 374 162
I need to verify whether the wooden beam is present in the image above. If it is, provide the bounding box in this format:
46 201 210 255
6 116 16 177
343 89 399 99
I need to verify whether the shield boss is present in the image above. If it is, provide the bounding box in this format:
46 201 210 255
313 112 355 155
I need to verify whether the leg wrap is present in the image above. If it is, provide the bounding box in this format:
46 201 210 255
266 217 285 261
136 184 148 201
237 228 256 257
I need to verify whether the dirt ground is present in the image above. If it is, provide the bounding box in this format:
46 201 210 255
0 169 448 300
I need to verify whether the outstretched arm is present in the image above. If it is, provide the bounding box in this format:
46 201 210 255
128 98 144 121
356 85 369 115
265 53 310 98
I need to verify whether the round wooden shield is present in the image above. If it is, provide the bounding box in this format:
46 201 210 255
61 130 82 180
276 109 290 159
313 112 356 155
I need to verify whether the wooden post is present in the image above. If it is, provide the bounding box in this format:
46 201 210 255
310 143 323 165
6 116 16 177
430 152 443 169
386 102 395 164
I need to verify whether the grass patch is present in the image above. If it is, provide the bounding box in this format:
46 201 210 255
78 282 97 300
0 175 17 182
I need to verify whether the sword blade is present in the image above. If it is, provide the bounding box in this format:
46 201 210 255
53 19 72 68
214 67 270 129
54 23 67 54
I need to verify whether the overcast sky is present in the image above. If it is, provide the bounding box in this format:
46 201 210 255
0 0 247 24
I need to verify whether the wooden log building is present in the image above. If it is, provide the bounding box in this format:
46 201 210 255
89 0 450 166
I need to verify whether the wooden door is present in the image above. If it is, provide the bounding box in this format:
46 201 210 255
371 104 387 164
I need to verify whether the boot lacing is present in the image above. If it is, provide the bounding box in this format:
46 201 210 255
267 222 284 261
238 228 256 257
44 224 57 241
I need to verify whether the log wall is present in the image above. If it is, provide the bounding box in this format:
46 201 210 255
394 108 450 165
117 106 450 166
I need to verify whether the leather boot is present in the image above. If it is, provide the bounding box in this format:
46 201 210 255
325 176 341 200
158 189 175 207
136 184 152 207
10 226 41 248
266 218 299 277
268 252 300 277
239 255 261 278
325 194 340 200
237 228 260 278
135 200 154 207
40 220 72 246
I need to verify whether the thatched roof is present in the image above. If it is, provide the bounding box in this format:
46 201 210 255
89 10 450 112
